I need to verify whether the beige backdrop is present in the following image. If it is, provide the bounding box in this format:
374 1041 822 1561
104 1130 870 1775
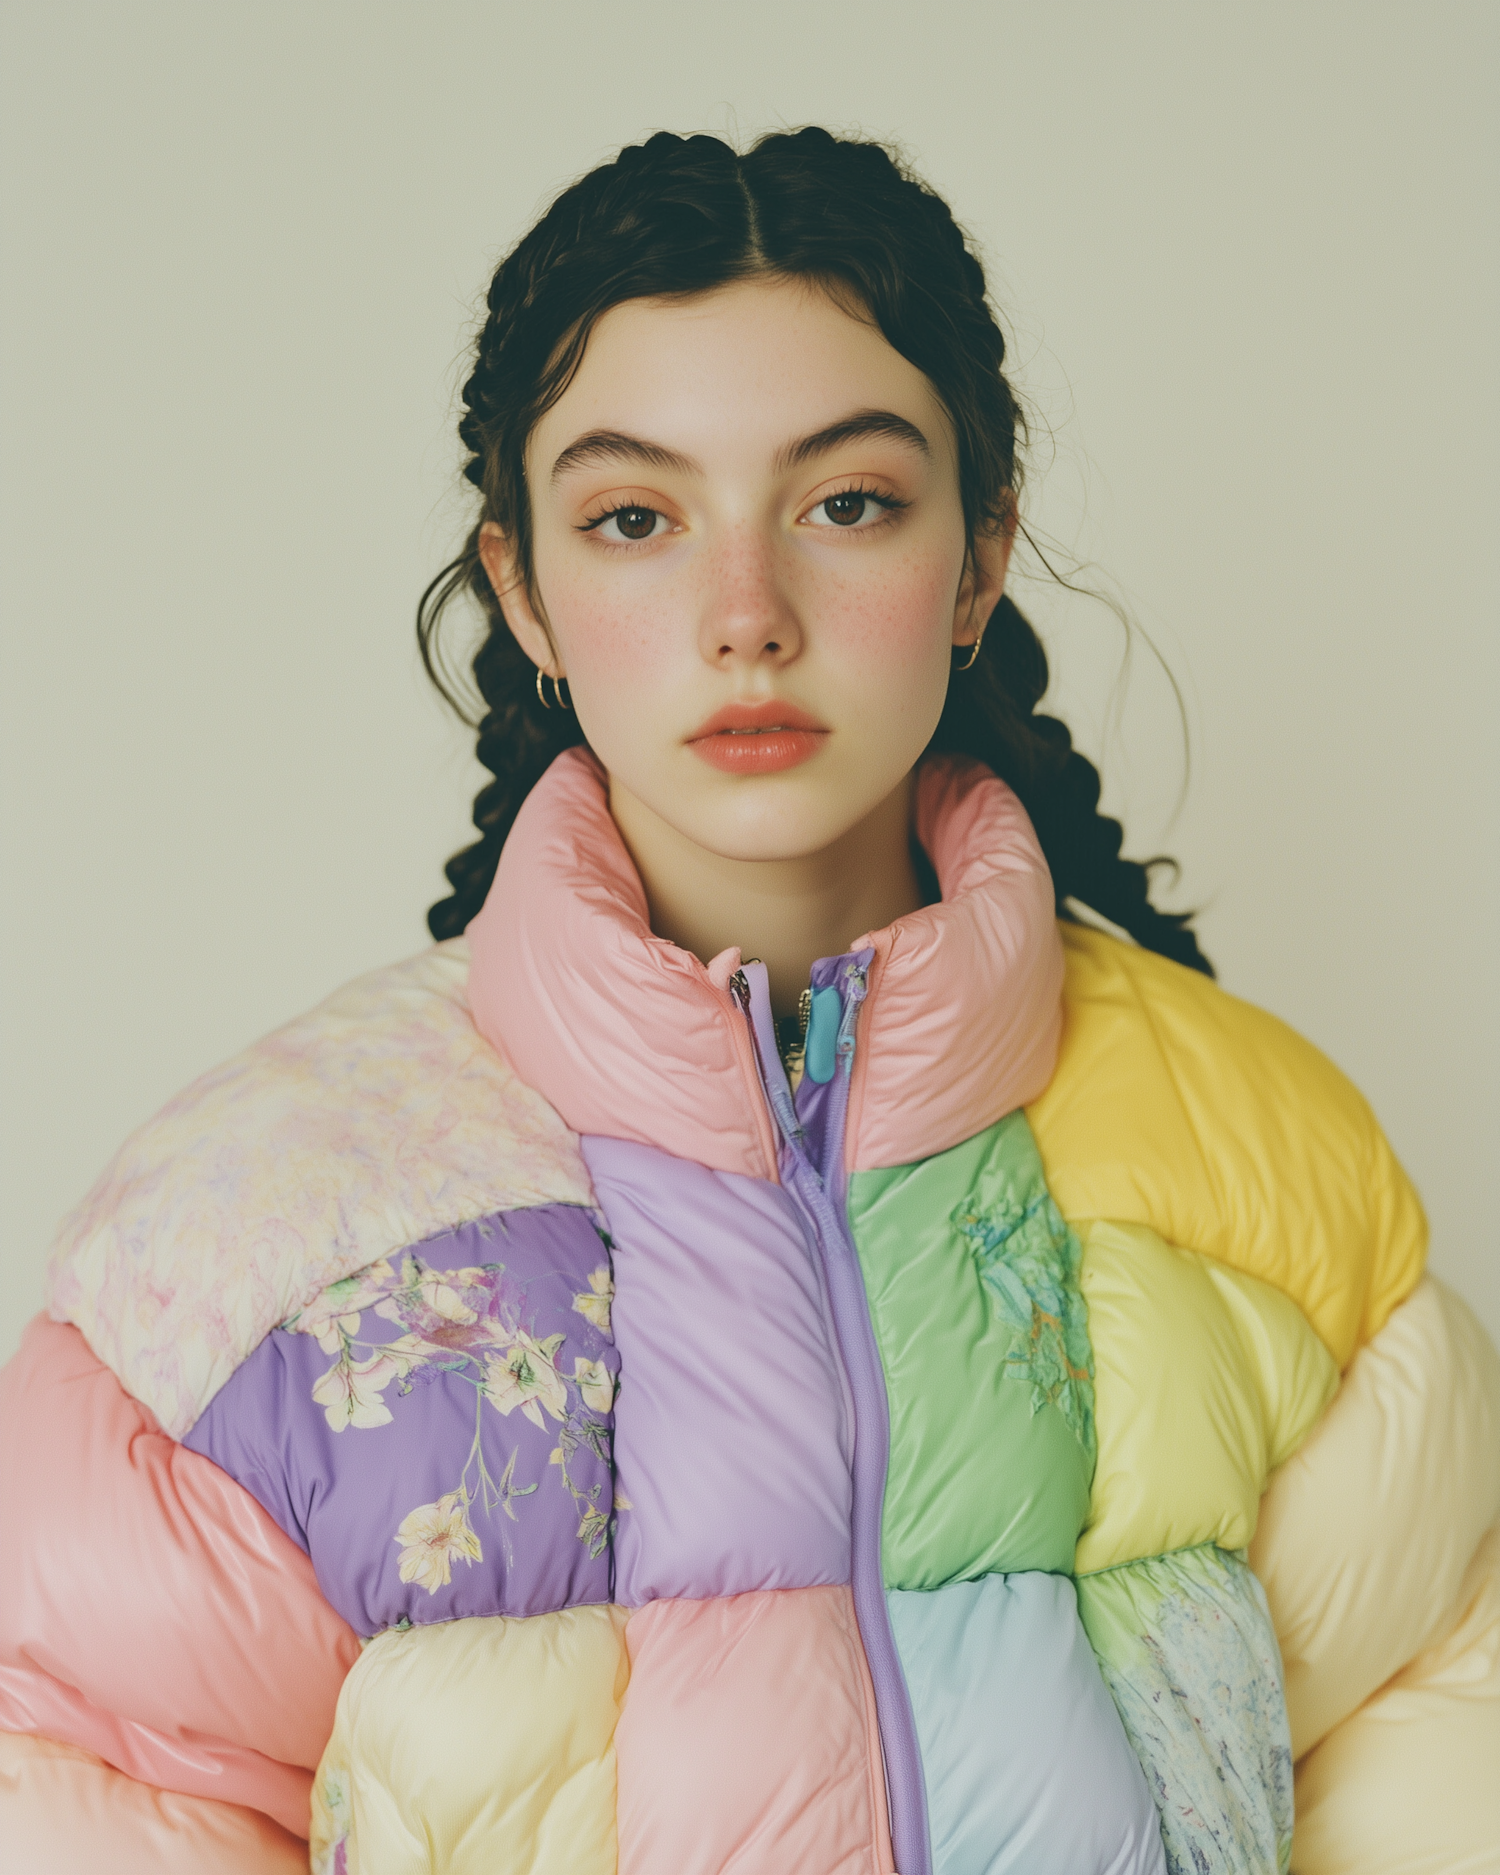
2 1 1495 1363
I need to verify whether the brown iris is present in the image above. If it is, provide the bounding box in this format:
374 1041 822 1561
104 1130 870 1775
615 507 657 540
823 492 870 526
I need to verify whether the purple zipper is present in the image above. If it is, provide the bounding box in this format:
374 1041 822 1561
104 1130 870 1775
733 959 931 1875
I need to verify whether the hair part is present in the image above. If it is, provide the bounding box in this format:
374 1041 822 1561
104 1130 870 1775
418 127 1212 977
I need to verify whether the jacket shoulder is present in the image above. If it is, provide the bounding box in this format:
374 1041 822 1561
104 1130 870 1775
46 940 591 1436
1027 923 1425 1365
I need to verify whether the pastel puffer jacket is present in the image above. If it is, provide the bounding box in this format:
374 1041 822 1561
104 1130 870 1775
3 751 1497 1875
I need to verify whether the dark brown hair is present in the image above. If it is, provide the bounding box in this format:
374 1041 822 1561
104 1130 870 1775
418 127 1211 975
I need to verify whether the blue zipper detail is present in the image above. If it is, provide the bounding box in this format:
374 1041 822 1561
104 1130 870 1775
804 984 844 1084
732 960 932 1875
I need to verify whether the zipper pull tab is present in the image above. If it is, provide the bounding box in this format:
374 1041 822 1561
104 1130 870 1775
804 986 845 1084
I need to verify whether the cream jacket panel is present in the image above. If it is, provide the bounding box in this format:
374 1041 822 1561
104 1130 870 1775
1250 1276 1500 1757
1289 1523 1500 1875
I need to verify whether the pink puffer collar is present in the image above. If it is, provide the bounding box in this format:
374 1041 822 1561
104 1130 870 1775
467 748 1063 1180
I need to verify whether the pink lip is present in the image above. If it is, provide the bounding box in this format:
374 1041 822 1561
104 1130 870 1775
686 700 830 775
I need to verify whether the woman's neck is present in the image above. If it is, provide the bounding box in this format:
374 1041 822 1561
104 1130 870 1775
608 773 923 1017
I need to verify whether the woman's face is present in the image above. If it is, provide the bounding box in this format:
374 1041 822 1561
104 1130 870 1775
484 277 1010 863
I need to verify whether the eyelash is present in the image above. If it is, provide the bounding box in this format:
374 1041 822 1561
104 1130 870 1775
576 482 910 545
809 482 909 528
577 504 665 537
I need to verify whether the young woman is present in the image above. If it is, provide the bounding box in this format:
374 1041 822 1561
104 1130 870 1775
2 129 1496 1875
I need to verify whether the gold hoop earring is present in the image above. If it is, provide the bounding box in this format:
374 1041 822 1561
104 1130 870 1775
956 633 984 672
536 667 573 710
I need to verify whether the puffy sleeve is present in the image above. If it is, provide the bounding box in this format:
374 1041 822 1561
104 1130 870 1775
2 939 603 1868
0 1312 359 1859
1030 924 1500 1873
1251 1276 1500 1872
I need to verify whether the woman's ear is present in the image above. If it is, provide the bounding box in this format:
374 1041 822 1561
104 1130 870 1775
478 522 563 677
952 500 1017 649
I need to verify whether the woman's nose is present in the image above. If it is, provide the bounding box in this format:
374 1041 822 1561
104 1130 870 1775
696 527 804 668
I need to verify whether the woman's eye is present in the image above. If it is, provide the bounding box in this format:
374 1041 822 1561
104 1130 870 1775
806 491 891 529
592 506 668 543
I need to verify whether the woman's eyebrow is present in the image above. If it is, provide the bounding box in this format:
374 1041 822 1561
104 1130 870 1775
776 409 932 470
550 409 931 486
550 431 701 483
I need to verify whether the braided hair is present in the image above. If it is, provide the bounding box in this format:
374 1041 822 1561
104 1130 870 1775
419 128 1212 975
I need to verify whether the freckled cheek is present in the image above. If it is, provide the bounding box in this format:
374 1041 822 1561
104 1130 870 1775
812 557 958 662
545 579 679 691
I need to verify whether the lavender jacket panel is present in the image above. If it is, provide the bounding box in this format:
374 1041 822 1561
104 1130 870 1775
585 1134 853 1607
184 1205 617 1636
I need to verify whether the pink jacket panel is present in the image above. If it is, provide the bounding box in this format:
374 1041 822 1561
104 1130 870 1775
469 749 1062 1180
0 1731 308 1875
0 1316 359 1776
0 1659 313 1839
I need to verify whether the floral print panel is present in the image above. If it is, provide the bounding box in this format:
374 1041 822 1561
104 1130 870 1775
47 942 596 1439
183 1203 618 1635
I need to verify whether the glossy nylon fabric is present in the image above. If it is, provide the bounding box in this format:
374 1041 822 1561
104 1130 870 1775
1027 924 1427 1367
184 1204 621 1637
1076 1219 1340 1574
616 1588 893 1875
583 1135 853 1607
16 742 1492 1869
469 748 1064 1181
841 1106 1337 1875
465 755 1161 1875
887 1575 1163 1875
1249 1275 1500 1756
313 1607 629 1875
0 1732 309 1875
1289 1523 1500 1875
0 1661 313 1838
0 1316 360 1828
846 1112 1094 1586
